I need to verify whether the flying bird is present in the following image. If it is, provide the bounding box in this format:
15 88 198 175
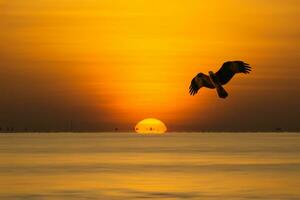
189 61 251 98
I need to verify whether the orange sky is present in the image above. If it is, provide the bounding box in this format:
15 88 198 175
0 0 300 131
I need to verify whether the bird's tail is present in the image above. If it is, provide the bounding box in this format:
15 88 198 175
215 84 228 98
209 71 228 99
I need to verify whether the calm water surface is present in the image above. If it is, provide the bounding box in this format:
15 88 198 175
0 132 299 200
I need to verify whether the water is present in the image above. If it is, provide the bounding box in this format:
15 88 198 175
0 132 299 200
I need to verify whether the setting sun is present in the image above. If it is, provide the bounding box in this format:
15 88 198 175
135 118 167 134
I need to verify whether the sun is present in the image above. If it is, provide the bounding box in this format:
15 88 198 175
135 118 167 134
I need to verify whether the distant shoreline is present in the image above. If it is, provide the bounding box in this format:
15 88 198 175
0 131 299 134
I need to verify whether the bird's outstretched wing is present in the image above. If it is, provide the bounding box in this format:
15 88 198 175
216 61 251 85
189 78 200 96
189 73 214 96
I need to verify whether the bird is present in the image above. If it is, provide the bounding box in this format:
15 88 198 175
189 61 251 98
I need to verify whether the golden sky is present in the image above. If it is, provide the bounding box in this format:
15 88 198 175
0 0 300 131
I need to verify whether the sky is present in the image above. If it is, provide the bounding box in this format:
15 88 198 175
0 0 300 131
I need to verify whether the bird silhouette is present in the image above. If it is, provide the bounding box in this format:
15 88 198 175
189 61 251 98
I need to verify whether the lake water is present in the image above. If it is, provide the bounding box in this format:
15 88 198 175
0 132 299 200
